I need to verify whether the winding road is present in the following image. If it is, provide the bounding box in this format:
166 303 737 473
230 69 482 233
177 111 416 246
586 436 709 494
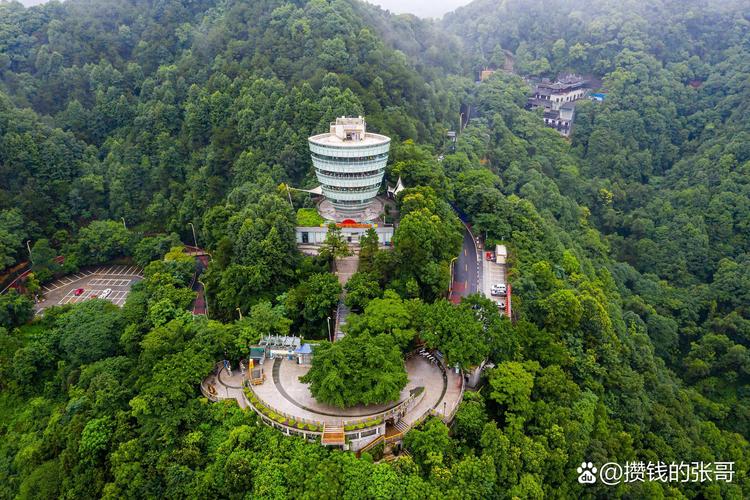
450 224 481 303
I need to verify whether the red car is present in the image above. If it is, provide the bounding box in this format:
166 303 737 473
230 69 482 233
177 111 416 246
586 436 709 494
485 251 494 261
74 288 85 296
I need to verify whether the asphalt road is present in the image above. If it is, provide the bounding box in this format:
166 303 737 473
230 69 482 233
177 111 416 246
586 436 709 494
450 225 480 302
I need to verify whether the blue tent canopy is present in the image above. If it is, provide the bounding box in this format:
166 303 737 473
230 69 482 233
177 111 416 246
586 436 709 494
294 343 313 354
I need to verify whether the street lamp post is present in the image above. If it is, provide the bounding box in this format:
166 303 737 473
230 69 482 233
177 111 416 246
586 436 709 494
26 240 33 264
199 279 209 318
236 307 243 321
327 316 332 342
448 256 458 293
120 217 127 229
188 222 198 248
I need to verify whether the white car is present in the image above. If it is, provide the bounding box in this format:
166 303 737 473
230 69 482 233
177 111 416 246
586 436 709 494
491 283 507 296
99 288 112 299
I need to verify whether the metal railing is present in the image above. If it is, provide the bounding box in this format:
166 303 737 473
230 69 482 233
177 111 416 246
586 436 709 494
308 135 390 156
358 434 385 454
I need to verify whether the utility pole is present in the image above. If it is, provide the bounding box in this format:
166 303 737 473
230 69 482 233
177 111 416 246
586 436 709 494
26 240 33 264
448 256 458 293
327 316 332 342
188 222 198 248
120 217 127 229
286 185 294 209
199 279 209 318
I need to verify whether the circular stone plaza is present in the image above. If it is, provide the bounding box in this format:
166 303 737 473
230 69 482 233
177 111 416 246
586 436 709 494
202 349 464 452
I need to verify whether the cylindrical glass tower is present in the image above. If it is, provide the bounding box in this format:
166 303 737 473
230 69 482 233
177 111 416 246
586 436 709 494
309 117 391 215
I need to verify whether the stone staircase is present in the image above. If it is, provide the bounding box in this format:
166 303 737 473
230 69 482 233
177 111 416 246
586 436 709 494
333 253 358 341
393 420 410 435
334 298 350 341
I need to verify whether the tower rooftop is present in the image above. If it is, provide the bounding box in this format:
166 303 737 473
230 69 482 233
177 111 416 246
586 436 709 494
308 116 390 147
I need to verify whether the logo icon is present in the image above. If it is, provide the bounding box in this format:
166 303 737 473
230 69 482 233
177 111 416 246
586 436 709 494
577 462 598 484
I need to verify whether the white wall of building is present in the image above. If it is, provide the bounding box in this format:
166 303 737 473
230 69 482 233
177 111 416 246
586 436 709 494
296 226 394 246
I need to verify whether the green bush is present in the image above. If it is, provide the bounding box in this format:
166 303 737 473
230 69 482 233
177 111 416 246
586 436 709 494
296 208 324 227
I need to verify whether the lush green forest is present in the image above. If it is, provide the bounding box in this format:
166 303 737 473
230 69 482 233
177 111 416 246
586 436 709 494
0 0 749 498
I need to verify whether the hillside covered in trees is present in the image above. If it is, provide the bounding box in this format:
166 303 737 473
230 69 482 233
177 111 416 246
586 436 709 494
0 0 749 498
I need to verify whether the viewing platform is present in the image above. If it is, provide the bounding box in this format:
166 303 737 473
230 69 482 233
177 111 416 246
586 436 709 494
202 351 464 451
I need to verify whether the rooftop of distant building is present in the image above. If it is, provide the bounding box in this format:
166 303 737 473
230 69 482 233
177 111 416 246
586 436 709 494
536 74 587 91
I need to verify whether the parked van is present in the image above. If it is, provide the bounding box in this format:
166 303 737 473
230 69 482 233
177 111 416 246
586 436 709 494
495 245 507 264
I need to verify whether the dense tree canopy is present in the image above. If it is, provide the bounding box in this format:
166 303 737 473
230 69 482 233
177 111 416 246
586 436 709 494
0 0 748 498
300 333 408 407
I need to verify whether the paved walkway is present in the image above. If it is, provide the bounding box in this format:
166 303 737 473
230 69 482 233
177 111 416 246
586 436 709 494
334 254 358 340
203 369 248 409
239 355 455 426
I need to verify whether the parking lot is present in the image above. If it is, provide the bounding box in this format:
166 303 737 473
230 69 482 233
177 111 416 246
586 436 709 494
482 257 509 315
36 265 144 312
482 259 506 295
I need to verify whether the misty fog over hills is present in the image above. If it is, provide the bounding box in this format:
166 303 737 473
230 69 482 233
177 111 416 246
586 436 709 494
21 0 472 17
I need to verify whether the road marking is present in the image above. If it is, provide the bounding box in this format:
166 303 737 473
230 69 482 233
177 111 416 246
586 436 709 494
464 248 467 256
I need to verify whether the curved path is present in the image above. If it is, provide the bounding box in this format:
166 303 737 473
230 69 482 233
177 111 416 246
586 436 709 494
450 218 482 304
207 354 464 427
254 355 454 425
270 357 416 418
